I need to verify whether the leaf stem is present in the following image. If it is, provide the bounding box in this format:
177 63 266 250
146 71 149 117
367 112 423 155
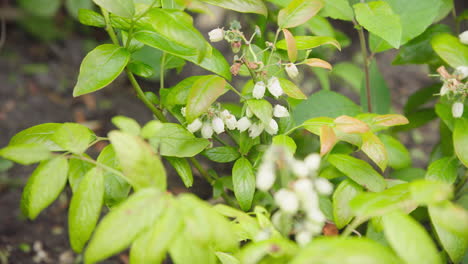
160 52 166 91
355 21 372 113
189 157 214 184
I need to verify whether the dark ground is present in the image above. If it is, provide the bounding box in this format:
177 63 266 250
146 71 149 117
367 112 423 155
0 2 465 263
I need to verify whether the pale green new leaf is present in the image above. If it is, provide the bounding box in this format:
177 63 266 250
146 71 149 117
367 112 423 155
52 123 94 154
73 44 131 97
93 0 135 18
0 144 51 165
333 179 363 229
69 168 104 253
276 36 341 51
21 157 69 220
186 75 228 122
9 123 63 151
68 155 94 193
432 33 468 68
246 99 273 125
453 118 468 167
320 0 354 21
200 0 267 16
379 134 411 170
272 135 297 154
278 0 324 28
425 157 458 184
111 116 141 136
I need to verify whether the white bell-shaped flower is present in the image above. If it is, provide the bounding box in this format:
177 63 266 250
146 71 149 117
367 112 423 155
187 118 202 133
274 189 299 214
292 160 309 178
440 84 449 96
237 117 252 132
307 207 326 223
304 153 321 172
253 81 266 99
456 66 468 79
212 116 225 134
459 30 468 45
314 178 333 195
273 104 289 118
296 230 312 246
201 122 214 138
452 102 464 118
285 63 299 79
267 77 283 98
256 162 276 191
224 115 237 130
208 28 224 42
265 119 278 135
248 122 264 138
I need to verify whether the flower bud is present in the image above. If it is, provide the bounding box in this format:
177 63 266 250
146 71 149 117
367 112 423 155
248 122 264 138
314 178 333 195
208 28 224 42
304 153 321 172
237 117 252 132
201 122 214 138
256 163 275 191
265 119 279 135
440 84 449 96
231 41 242 53
181 107 186 117
253 81 266 99
456 66 468 79
296 230 312 246
212 117 225 134
285 63 299 79
273 104 289 118
459 30 468 45
293 178 314 195
292 160 309 178
274 189 299 214
187 118 202 133
452 102 464 118
267 77 283 98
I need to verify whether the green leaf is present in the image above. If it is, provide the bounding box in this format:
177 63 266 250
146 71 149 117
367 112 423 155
147 123 210 157
333 179 363 229
68 168 104 253
278 78 307 100
216 252 240 264
272 135 297 154
293 90 361 125
277 36 341 51
320 0 354 21
65 0 93 18
233 158 256 211
203 147 240 163
200 0 267 16
111 116 141 136
19 0 61 17
425 157 458 184
21 157 69 220
454 118 468 167
390 167 425 182
97 145 130 207
379 134 411 170
331 62 363 93
361 132 388 171
278 0 323 28
410 180 453 205
393 24 451 65
9 123 63 151
429 201 468 239
93 0 135 18
186 75 228 122
382 211 443 264
161 76 204 108
353 1 402 48
165 157 193 187
109 131 167 190
127 61 154 78
432 33 468 68
78 9 106 27
291 237 402 264
403 84 440 114
73 44 131 97
85 188 168 264
360 59 390 114
52 123 94 154
246 99 273 125
328 154 386 192
130 202 183 264
237 238 297 264
0 144 51 165
68 156 94 193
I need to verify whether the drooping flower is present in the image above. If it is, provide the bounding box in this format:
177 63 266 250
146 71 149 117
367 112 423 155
237 117 252 132
253 81 266 99
295 230 312 246
440 84 449 96
265 119 278 135
459 30 468 45
304 153 321 172
292 160 309 178
274 189 299 214
248 122 264 138
452 102 464 118
212 117 225 134
456 66 468 79
208 28 224 42
201 122 214 138
285 63 299 79
267 77 283 98
187 118 202 133
314 178 333 195
221 110 237 130
256 162 276 191
273 104 289 118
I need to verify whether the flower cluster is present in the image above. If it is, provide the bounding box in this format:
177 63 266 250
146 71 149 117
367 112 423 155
182 105 237 139
437 66 467 118
255 146 333 246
